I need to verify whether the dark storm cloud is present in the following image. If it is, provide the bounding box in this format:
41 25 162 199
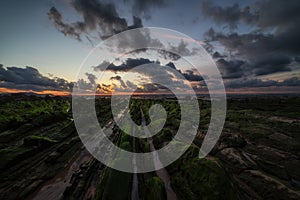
203 0 300 79
295 56 300 63
281 77 300 86
126 0 167 19
254 0 300 31
110 27 164 52
226 78 277 88
226 77 300 89
93 61 111 71
118 79 127 89
201 0 258 29
48 0 143 41
201 0 300 31
48 7 82 41
71 0 140 38
110 75 122 81
49 0 201 58
125 80 137 89
85 72 97 85
71 0 126 30
128 16 143 29
180 70 203 81
216 58 245 79
253 55 291 76
0 65 73 91
74 72 100 91
94 58 156 72
158 50 181 61
207 30 294 76
169 40 200 58
93 58 202 94
165 62 176 69
158 40 201 61
103 61 207 95
212 51 225 59
205 29 299 62
109 75 138 91
94 58 203 82
126 58 157 68
48 1 170 56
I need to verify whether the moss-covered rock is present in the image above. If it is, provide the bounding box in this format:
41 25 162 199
145 177 166 200
169 147 236 200
23 135 57 147
0 146 31 169
101 169 132 200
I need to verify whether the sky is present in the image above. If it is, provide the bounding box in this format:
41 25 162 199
0 0 300 95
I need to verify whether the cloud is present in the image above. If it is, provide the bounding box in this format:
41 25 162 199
158 50 181 61
253 55 291 76
165 62 176 69
206 29 294 77
110 75 122 81
49 0 202 60
126 0 167 19
226 78 277 89
136 83 159 93
48 0 143 42
100 60 174 90
110 75 126 89
200 0 259 29
94 58 203 93
94 58 156 72
94 58 203 82
0 65 73 92
109 27 164 52
75 78 93 91
180 70 203 81
225 77 300 88
73 72 100 92
125 80 137 89
109 75 139 92
169 40 199 56
85 72 97 85
216 58 245 79
201 0 300 31
97 83 113 93
279 77 300 87
48 7 83 41
295 56 300 63
157 40 200 60
158 40 201 61
212 51 225 59
163 62 203 82
93 61 111 71
48 1 168 55
203 0 300 79
110 76 138 92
